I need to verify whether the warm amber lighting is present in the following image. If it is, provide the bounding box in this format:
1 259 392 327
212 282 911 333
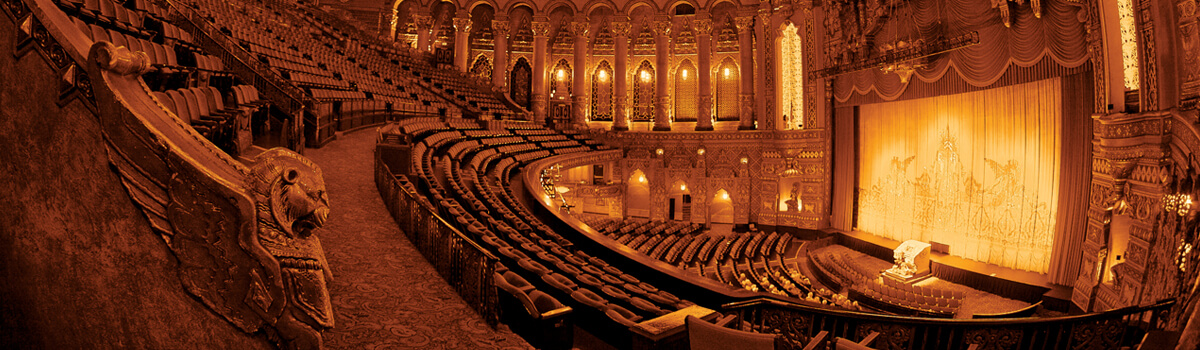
740 157 748 164
697 148 705 155
638 175 646 183
721 192 729 200
681 69 688 80
557 69 565 80
680 184 687 191
723 68 730 78
598 70 607 82
640 70 651 82
656 148 664 155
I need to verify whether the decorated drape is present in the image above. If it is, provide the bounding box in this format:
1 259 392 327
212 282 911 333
833 0 1087 102
856 78 1062 273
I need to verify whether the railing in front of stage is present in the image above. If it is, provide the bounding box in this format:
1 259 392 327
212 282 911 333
374 153 500 328
725 297 1174 350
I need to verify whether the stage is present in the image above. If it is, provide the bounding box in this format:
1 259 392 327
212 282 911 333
825 228 1073 311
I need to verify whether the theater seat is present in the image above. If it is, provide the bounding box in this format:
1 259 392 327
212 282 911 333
541 273 578 294
604 304 642 328
570 288 607 310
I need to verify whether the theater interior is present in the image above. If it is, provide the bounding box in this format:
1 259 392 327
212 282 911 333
2 0 1200 348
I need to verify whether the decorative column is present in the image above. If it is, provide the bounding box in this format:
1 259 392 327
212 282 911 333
492 19 511 90
414 14 433 52
571 20 591 128
611 21 631 131
695 18 714 131
652 18 672 131
531 21 550 123
755 12 772 130
452 17 472 72
734 15 755 130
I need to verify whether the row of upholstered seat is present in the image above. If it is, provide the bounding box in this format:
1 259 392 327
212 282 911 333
399 121 690 337
852 280 962 317
149 85 262 146
808 250 869 291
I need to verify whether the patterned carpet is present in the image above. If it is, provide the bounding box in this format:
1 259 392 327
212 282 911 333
302 128 533 350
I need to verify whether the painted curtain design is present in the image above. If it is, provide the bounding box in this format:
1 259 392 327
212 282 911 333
856 78 1061 273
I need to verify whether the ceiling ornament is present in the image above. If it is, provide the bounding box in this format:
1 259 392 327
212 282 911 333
816 0 978 80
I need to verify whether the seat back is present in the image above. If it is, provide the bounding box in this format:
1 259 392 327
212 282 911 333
165 90 191 122
152 91 176 115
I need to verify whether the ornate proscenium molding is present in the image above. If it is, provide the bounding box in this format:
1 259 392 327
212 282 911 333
88 42 334 349
812 31 980 80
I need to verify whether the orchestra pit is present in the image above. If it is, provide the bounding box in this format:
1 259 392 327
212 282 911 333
1 0 1198 348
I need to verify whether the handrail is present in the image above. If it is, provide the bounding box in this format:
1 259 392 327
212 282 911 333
374 149 500 328
169 5 311 115
724 296 1175 349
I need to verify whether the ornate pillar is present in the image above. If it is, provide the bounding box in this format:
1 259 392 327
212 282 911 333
571 21 591 128
652 18 672 131
492 19 511 90
754 12 771 130
452 17 472 72
695 18 714 131
735 15 755 130
414 14 433 52
612 21 631 131
531 21 550 123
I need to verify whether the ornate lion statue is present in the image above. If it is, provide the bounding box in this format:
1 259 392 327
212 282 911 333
88 42 334 349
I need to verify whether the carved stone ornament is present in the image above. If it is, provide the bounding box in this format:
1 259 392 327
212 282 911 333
492 20 511 35
453 17 472 32
734 16 755 32
88 42 334 350
531 21 551 37
653 20 672 37
571 21 590 38
694 19 713 35
611 21 632 37
413 14 434 29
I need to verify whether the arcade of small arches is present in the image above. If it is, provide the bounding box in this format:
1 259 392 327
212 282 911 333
385 0 813 132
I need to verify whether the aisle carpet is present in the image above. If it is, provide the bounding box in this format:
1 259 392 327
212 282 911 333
302 128 533 350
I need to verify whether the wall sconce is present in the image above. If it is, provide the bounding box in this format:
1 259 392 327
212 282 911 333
723 68 730 78
640 70 651 82
721 192 729 200
598 70 607 82
697 148 705 155
681 69 688 80
740 157 749 164
638 175 646 183
557 69 565 80
680 184 687 191
656 148 664 156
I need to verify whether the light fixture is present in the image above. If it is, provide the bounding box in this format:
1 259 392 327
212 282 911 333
697 148 705 155
740 157 749 164
638 175 646 183
656 148 664 155
680 184 687 191
681 69 688 79
598 70 607 82
723 68 730 78
557 69 565 80
721 192 729 200
640 70 651 82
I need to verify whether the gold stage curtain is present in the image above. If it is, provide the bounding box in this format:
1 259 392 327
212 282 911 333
857 78 1061 274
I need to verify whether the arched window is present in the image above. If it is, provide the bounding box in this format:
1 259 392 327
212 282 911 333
715 58 739 121
550 59 572 99
470 55 492 81
591 60 614 121
779 23 804 130
674 59 697 122
632 60 655 122
510 58 532 108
